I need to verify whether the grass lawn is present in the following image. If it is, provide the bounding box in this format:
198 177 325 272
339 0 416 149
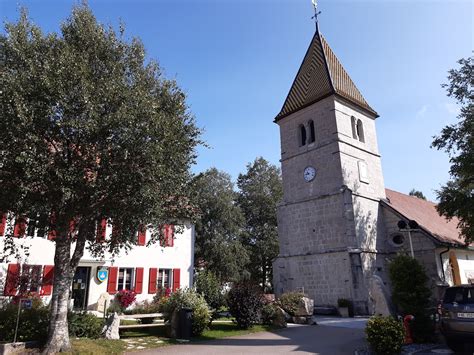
70 322 278 353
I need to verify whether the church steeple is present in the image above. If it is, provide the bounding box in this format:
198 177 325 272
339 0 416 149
275 31 377 121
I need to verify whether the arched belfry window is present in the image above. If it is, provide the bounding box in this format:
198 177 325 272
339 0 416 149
299 124 307 146
351 116 365 143
356 120 365 143
308 120 315 144
351 116 358 139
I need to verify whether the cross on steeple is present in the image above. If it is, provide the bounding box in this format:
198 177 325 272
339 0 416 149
311 0 321 31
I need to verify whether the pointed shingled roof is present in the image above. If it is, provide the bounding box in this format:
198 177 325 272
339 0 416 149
275 31 377 121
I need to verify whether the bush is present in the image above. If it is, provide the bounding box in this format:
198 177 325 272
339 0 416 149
195 270 226 311
261 303 279 325
389 255 434 342
68 311 104 338
278 291 305 316
124 300 160 315
161 288 211 336
227 283 263 329
0 302 49 342
365 316 405 355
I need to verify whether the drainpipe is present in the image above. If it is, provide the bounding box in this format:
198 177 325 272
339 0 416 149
439 246 450 284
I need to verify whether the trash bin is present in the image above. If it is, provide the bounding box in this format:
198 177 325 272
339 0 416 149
178 307 193 339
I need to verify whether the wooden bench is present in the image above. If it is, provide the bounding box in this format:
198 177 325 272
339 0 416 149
118 313 165 329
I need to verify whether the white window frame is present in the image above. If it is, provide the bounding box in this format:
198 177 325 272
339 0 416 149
117 267 135 291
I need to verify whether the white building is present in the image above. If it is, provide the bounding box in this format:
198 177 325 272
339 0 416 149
0 217 195 311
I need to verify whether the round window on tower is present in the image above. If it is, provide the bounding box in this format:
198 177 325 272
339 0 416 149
389 233 405 247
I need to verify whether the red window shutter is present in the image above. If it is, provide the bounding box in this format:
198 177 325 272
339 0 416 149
0 212 6 236
4 263 20 296
172 268 180 292
163 224 175 247
41 265 54 296
48 213 56 241
96 219 107 243
135 267 144 294
148 268 157 294
137 225 146 246
69 218 77 237
13 216 27 238
107 266 118 294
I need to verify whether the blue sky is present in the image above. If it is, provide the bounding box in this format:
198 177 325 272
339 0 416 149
1 0 472 201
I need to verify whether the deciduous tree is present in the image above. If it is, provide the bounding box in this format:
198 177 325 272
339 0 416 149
432 57 473 244
237 158 282 292
0 6 201 353
192 168 248 283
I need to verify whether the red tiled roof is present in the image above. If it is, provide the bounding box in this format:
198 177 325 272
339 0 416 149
384 188 465 246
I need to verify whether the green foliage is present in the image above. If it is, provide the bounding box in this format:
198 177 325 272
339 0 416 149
261 303 279 325
365 316 405 355
193 168 249 283
237 158 283 291
389 255 434 342
160 288 211 336
124 300 161 315
227 282 263 329
432 57 473 243
0 302 49 342
195 270 226 311
409 189 426 200
278 291 305 316
68 311 104 339
0 4 201 349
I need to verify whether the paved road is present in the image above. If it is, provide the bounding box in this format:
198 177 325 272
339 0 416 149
128 321 367 355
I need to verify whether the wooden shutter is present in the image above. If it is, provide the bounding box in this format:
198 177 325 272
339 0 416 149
0 212 6 236
41 265 54 296
13 216 27 238
4 263 20 296
107 266 118 294
148 268 157 294
137 225 146 246
47 213 56 240
96 219 107 243
163 224 175 247
172 268 180 292
135 267 144 294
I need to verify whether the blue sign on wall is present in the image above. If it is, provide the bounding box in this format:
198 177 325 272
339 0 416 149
97 268 108 283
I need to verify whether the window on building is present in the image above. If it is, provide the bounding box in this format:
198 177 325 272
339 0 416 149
299 124 307 146
18 264 42 294
351 116 357 139
157 269 173 294
356 119 365 142
160 224 175 247
389 234 405 247
117 268 135 291
308 120 315 143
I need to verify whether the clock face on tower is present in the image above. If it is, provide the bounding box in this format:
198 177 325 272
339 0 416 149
303 166 316 182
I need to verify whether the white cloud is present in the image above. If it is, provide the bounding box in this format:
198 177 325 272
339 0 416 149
415 104 428 119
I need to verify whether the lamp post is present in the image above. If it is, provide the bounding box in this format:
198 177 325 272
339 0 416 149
397 220 419 258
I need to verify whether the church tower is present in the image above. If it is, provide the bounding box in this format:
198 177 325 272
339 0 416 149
273 28 386 314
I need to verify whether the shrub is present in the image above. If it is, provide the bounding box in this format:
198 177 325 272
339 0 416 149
278 291 305 316
124 300 161 315
115 289 136 311
195 270 226 311
261 303 279 325
227 282 263 329
68 311 104 338
0 302 49 342
365 316 404 355
161 288 211 336
389 254 434 342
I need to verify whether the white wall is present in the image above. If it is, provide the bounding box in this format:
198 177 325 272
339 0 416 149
0 221 195 309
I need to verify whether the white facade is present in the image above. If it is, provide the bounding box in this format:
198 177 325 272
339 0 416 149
0 219 195 311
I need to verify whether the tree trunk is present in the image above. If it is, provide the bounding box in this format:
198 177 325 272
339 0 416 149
43 238 73 354
43 221 88 354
